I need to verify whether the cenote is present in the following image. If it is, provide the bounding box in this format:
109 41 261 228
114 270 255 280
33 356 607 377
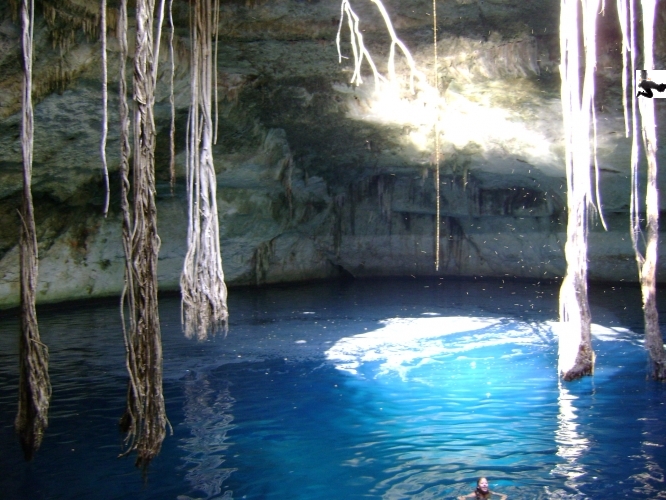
1 277 666 500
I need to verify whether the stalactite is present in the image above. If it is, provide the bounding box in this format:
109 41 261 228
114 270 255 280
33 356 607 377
16 0 52 462
557 0 599 381
276 151 294 220
255 240 274 286
620 0 666 380
181 0 229 341
42 0 118 53
117 0 170 468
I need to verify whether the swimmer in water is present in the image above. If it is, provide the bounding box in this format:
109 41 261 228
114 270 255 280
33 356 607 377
458 477 507 500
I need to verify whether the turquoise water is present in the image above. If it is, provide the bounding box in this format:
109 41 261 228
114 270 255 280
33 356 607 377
0 278 665 499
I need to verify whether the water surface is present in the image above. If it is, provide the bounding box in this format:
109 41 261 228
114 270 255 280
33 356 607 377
0 278 664 499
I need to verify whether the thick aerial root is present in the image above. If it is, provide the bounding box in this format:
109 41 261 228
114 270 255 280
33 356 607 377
181 0 228 341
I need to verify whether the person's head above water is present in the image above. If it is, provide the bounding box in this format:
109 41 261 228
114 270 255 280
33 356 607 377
458 477 507 499
475 477 490 497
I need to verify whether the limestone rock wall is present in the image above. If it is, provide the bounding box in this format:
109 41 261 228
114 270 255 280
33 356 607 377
0 0 665 308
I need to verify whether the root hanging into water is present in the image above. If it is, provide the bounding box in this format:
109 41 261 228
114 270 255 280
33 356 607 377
620 0 666 380
16 0 52 462
181 0 229 341
557 0 600 381
636 3 666 381
117 0 170 468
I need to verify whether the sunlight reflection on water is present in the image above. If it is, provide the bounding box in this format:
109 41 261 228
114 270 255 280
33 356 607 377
0 279 665 499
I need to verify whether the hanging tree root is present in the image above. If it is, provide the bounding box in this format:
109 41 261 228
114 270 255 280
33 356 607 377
16 0 52 461
556 0 599 383
618 0 666 380
116 0 170 468
181 0 228 341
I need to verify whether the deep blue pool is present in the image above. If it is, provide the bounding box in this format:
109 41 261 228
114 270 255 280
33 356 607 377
0 278 665 499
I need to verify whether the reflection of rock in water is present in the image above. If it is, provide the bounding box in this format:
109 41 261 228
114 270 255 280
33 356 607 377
179 373 237 499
